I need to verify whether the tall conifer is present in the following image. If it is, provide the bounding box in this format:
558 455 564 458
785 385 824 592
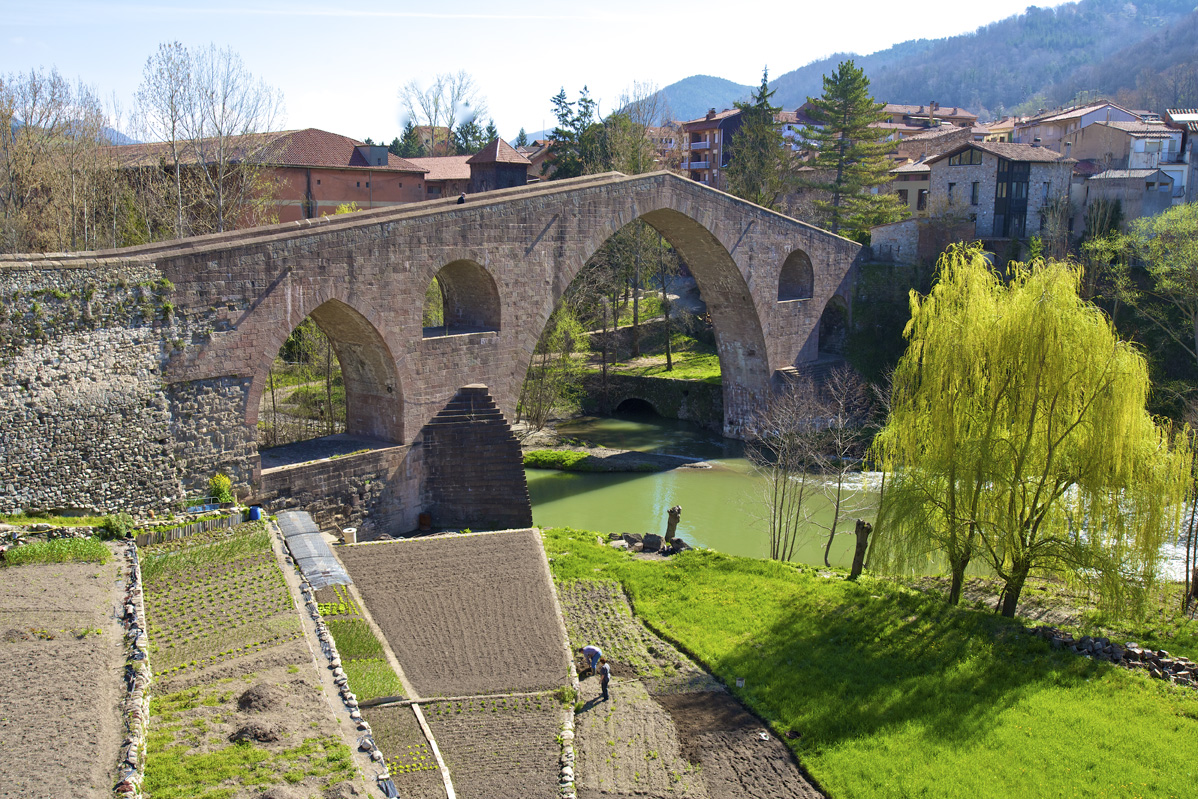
802 60 905 239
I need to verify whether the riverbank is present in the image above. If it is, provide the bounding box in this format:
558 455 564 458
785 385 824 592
544 526 1198 799
518 423 714 473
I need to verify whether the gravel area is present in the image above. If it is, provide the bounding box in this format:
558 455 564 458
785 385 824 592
0 554 126 799
424 696 563 799
338 530 570 697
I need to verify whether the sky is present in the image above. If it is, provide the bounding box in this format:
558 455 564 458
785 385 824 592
3 0 1069 143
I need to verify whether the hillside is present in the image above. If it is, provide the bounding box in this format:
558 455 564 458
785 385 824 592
658 0 1198 120
659 75 754 122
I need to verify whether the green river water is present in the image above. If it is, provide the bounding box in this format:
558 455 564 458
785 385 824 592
525 413 877 567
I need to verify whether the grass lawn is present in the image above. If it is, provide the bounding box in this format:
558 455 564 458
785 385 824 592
543 527 1198 799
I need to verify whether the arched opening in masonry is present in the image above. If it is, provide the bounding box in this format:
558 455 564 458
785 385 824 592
615 397 659 417
818 296 849 357
520 209 770 439
422 259 501 337
255 298 402 464
777 248 814 301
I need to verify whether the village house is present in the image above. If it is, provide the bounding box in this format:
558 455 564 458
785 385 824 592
1013 102 1139 152
1079 169 1174 230
678 108 743 189
405 155 472 200
1061 120 1187 202
1165 109 1198 203
113 128 430 224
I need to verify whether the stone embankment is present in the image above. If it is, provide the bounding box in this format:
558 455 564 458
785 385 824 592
1032 626 1197 688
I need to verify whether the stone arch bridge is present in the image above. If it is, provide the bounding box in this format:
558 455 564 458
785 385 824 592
0 171 861 536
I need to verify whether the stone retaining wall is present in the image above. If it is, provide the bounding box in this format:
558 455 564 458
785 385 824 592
581 372 723 432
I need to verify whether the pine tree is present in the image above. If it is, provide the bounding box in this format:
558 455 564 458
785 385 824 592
547 87 605 179
396 120 425 159
802 60 905 240
726 68 791 209
516 128 528 147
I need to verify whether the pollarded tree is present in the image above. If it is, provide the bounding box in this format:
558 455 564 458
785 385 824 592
873 245 1192 618
802 60 905 240
726 68 791 210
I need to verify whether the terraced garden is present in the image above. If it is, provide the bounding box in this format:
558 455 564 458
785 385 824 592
315 586 405 702
141 521 363 798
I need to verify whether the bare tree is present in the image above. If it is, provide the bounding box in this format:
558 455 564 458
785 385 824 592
399 71 487 157
607 80 671 176
810 365 876 567
184 45 284 233
747 376 824 562
136 41 192 238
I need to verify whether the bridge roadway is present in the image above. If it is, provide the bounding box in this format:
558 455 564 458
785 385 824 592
0 171 861 535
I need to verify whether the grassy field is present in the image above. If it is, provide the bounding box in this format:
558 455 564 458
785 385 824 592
543 527 1198 799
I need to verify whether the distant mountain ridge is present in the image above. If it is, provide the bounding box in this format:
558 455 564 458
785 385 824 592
657 0 1198 120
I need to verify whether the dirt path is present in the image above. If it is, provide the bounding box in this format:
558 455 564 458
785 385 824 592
0 550 126 799
560 578 822 799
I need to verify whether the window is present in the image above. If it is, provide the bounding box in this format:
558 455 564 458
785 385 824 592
917 189 928 211
399 182 403 188
316 179 321 185
948 149 983 166
1042 182 1050 202
996 183 1008 199
947 182 956 203
356 181 360 188
897 189 909 205
1012 182 1027 199
971 182 980 205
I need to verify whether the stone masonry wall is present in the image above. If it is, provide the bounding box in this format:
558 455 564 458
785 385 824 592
0 264 184 514
255 445 413 537
580 373 723 432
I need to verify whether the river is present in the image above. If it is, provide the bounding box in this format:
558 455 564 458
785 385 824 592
525 413 876 568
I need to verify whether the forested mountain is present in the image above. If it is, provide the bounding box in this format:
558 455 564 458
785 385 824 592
659 75 754 122
658 0 1198 120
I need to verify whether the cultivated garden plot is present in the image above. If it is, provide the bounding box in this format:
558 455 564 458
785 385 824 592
337 529 570 697
573 676 707 799
359 705 444 799
560 578 820 798
423 695 563 799
140 522 363 798
557 579 722 694
0 549 125 799
655 692 821 799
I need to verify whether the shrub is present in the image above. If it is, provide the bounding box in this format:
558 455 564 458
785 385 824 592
101 512 135 540
208 474 234 504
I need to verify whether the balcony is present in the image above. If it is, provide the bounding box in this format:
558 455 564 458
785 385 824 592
687 140 711 150
684 160 710 169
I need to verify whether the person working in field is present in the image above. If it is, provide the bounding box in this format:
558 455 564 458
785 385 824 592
580 644 602 676
598 657 611 701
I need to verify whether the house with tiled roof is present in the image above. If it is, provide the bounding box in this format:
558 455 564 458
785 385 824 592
1061 120 1186 201
924 141 1074 240
113 128 430 223
466 138 532 193
679 108 743 189
1082 169 1174 227
405 155 472 199
1013 102 1139 152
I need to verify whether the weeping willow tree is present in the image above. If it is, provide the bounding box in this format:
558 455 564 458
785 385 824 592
873 244 1192 618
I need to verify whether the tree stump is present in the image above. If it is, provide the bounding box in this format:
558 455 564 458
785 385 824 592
665 505 682 542
849 519 872 580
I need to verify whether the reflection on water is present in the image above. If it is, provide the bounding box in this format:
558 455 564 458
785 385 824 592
528 412 876 567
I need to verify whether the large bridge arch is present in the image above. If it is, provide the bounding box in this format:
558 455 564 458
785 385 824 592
526 203 773 437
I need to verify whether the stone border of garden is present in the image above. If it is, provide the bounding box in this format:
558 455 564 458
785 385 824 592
113 540 150 797
1032 625 1197 687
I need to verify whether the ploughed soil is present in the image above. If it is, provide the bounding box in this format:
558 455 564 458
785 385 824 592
337 530 570 697
424 695 562 799
560 578 821 799
0 553 126 799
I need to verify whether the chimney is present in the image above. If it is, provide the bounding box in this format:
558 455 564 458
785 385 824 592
1033 137 1042 148
706 108 716 120
1064 142 1071 157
